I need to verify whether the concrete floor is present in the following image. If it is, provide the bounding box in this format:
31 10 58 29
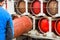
13 38 16 40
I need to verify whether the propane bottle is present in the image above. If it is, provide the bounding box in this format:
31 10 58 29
16 0 26 14
31 0 41 15
47 0 58 16
55 18 60 36
28 0 33 14
13 16 32 38
38 17 49 33
52 20 56 32
43 1 47 14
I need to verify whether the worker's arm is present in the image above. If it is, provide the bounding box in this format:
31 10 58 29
6 14 14 40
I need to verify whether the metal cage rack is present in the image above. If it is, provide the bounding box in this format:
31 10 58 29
5 0 60 40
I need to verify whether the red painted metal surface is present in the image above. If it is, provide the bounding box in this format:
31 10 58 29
32 0 41 15
13 16 32 38
28 2 32 13
55 19 60 36
43 2 47 14
38 17 49 33
17 1 26 14
47 0 58 16
52 20 56 31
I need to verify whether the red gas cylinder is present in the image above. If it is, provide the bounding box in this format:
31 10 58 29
13 16 32 38
32 0 41 15
47 0 58 16
38 17 49 33
16 0 26 14
43 2 47 14
55 19 60 36
28 2 32 13
52 20 56 31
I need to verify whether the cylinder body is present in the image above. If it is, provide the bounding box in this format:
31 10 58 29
47 0 58 16
38 17 49 33
55 19 60 36
31 0 41 15
13 16 32 38
16 1 26 14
